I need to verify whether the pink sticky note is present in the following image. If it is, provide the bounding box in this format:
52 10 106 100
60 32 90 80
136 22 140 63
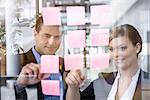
41 80 60 96
91 29 109 46
42 7 61 25
91 5 111 25
67 6 85 25
90 53 110 69
41 55 59 73
64 54 84 71
67 30 86 48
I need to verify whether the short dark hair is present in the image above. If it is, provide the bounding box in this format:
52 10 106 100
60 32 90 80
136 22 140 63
35 16 43 33
109 24 142 55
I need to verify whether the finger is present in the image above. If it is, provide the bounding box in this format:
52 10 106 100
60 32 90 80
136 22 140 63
65 75 76 85
71 69 85 83
67 73 79 85
30 63 40 69
38 73 50 80
24 63 39 78
27 63 39 78
65 76 74 85
21 66 34 78
37 64 44 79
42 73 50 79
38 73 43 80
76 70 85 80
37 64 50 80
71 71 83 85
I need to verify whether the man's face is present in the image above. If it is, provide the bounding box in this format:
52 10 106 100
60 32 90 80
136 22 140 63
35 25 61 55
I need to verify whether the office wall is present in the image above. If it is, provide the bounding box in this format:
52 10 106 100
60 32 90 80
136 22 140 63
116 0 150 72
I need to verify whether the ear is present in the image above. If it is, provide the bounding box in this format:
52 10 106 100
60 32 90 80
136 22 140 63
135 43 141 54
34 29 38 37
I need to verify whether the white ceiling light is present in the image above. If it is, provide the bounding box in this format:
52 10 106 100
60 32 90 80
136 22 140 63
90 0 111 4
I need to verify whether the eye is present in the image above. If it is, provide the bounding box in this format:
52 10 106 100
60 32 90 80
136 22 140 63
54 36 60 39
120 46 127 51
109 47 113 52
43 34 50 38
54 35 61 40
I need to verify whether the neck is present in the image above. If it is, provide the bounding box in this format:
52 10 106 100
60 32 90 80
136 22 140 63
34 46 42 55
119 61 139 79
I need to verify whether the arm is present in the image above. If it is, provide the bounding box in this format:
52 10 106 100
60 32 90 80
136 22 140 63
66 86 80 100
14 63 50 99
14 83 27 100
65 70 85 100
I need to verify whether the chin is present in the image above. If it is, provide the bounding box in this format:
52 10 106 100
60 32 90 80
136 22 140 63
43 49 54 55
118 65 128 70
45 52 54 55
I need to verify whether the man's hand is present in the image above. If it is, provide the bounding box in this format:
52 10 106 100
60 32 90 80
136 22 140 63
16 63 50 88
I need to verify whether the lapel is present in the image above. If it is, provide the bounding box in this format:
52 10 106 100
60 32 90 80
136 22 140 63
101 72 117 85
133 70 142 100
20 49 37 67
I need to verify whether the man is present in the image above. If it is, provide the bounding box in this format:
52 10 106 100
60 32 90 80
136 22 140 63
14 15 65 100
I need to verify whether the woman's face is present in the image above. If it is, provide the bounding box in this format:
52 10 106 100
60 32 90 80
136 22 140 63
109 36 140 70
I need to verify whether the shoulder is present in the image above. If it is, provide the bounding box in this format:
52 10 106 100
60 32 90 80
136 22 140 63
21 48 33 56
139 69 149 78
136 69 149 89
100 72 117 85
19 48 36 66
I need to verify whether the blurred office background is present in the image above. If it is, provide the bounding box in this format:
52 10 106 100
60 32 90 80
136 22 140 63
0 0 150 100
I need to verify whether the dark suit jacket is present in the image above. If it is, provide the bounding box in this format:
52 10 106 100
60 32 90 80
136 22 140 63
80 70 148 100
14 48 65 100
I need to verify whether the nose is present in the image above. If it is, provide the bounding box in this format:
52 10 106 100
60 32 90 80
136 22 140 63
48 36 55 45
112 49 119 59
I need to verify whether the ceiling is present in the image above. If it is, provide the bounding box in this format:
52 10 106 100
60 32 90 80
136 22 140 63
0 0 148 27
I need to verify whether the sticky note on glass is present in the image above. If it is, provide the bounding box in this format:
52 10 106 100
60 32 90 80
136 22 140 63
41 80 60 96
64 54 84 71
91 5 111 25
90 53 110 69
67 30 86 48
42 7 61 25
67 6 85 25
91 29 109 46
41 55 59 73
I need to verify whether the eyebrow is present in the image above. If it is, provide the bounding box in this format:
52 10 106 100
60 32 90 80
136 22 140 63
43 33 61 37
109 43 127 48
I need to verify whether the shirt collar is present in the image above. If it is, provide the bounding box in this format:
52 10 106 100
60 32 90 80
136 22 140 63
32 47 57 64
32 47 41 64
116 67 140 80
132 68 140 81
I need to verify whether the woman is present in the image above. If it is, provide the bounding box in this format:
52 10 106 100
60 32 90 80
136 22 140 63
65 24 147 100
107 24 143 100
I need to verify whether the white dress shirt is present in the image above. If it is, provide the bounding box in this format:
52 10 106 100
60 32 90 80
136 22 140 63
107 68 140 100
